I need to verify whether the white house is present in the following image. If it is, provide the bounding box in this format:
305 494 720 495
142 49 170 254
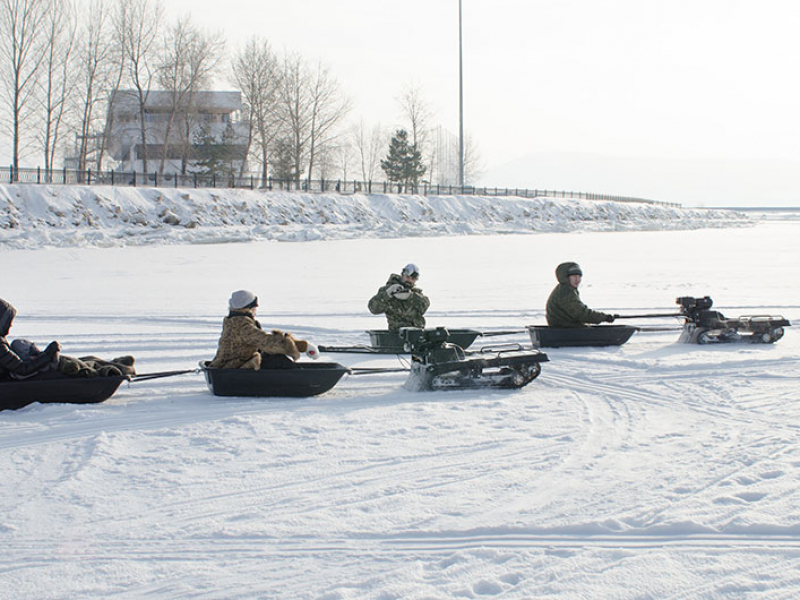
104 89 249 174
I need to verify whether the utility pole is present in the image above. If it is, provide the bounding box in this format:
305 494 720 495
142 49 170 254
458 0 464 189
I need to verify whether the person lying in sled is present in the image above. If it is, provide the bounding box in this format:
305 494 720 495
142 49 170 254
0 298 61 380
546 262 618 328
0 298 136 380
209 290 317 370
368 263 430 332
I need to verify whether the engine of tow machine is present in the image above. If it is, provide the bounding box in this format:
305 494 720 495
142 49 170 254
398 327 465 365
675 295 791 344
675 296 728 328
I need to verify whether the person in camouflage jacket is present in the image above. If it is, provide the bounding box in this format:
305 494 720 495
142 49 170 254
546 262 616 328
368 263 430 331
209 290 310 369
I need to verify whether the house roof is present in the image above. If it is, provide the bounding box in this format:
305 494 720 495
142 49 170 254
111 90 243 113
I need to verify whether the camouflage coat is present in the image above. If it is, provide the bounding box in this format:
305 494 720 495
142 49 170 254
546 262 612 328
368 273 430 332
209 311 303 369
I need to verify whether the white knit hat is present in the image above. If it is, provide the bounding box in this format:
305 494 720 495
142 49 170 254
229 290 258 310
401 263 420 278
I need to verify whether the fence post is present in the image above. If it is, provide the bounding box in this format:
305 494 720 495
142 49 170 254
111 170 115 185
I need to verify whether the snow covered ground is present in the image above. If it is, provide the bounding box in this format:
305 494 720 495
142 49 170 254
1 192 799 598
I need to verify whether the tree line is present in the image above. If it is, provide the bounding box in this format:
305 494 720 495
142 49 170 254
0 0 482 187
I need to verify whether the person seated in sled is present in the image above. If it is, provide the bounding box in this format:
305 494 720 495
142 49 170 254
368 263 430 332
209 290 317 370
0 298 61 380
546 262 617 328
0 298 136 380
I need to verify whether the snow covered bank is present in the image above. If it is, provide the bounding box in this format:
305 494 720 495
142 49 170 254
0 183 748 248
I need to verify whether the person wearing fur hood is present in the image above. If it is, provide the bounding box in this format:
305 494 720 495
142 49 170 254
0 298 61 380
209 290 317 370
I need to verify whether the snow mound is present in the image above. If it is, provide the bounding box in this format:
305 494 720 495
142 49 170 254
0 183 748 248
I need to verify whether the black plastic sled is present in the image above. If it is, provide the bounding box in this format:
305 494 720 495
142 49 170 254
0 375 128 412
399 327 549 392
318 328 483 355
199 361 349 398
526 325 637 348
676 296 791 344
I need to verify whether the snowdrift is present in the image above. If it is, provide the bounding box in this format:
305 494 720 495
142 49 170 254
0 183 748 248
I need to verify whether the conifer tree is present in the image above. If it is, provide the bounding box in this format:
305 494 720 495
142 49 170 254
381 129 426 191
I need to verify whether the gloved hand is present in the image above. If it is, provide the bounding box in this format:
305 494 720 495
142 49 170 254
305 343 319 360
44 341 61 357
605 314 617 323
386 284 411 300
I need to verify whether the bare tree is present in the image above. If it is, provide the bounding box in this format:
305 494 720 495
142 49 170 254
349 119 385 182
230 37 282 180
463 133 483 185
71 0 120 174
37 0 77 173
398 82 432 149
0 0 51 171
277 53 351 180
397 82 436 183
156 15 223 174
114 0 163 173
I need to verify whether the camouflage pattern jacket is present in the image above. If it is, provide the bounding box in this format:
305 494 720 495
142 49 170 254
368 274 430 332
546 262 612 328
209 311 304 369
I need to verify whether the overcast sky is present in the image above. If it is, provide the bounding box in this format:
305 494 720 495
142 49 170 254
7 1 800 206
160 0 800 206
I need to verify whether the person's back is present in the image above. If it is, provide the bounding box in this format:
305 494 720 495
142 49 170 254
546 262 615 328
368 264 430 332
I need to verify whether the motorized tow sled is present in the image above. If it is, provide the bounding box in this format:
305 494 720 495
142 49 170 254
676 296 790 344
399 327 548 391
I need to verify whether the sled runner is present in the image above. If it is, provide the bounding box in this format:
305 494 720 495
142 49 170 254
676 296 791 344
0 375 128 412
526 325 637 348
399 327 549 391
319 328 483 354
199 361 350 398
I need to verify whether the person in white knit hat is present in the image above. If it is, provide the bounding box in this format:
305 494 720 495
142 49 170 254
209 290 318 369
